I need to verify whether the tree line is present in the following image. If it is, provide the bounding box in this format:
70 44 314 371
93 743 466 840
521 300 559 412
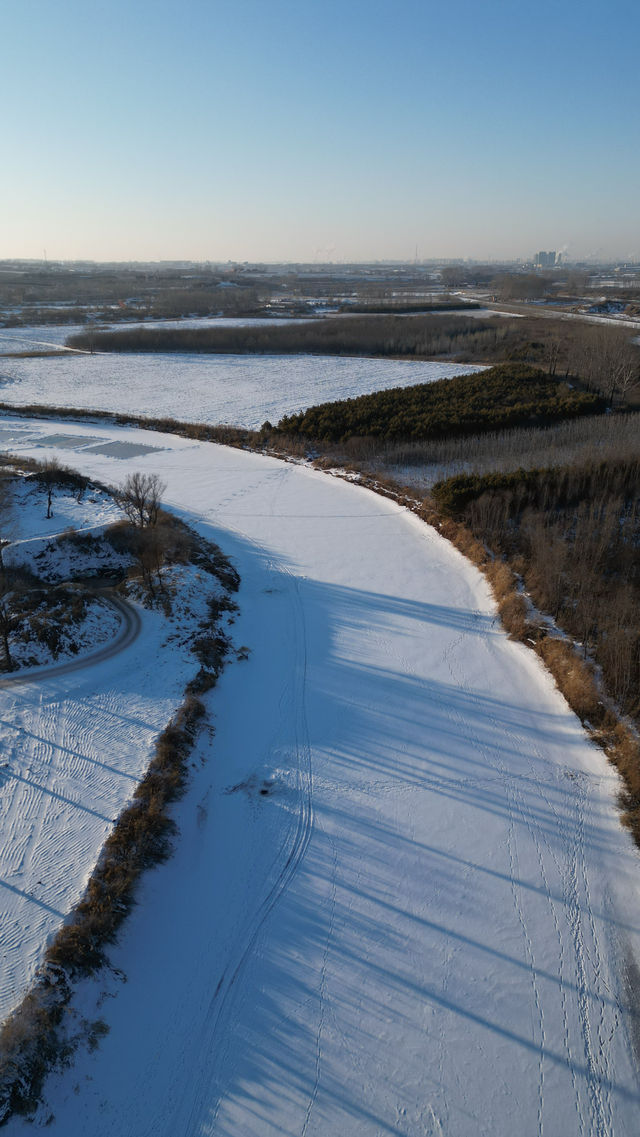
66 313 514 357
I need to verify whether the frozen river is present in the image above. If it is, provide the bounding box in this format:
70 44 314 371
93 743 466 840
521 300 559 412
2 416 638 1137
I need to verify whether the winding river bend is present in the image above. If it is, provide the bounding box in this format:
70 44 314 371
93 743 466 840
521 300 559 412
3 415 640 1137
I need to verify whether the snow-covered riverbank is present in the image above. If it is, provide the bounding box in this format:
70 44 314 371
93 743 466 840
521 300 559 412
2 415 640 1136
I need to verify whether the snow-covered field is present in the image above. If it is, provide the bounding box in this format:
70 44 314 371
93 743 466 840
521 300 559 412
1 416 639 1136
0 350 483 431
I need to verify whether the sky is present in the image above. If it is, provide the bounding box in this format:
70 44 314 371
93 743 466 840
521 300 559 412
2 0 639 264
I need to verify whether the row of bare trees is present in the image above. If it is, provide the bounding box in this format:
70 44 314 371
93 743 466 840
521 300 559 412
463 472 640 716
565 325 639 405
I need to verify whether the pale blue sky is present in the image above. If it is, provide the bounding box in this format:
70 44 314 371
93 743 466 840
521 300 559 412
2 0 638 262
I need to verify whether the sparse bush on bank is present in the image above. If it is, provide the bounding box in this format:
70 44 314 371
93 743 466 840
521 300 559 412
0 691 209 1122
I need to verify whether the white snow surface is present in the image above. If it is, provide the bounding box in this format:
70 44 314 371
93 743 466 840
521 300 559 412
2 417 640 1136
0 353 483 431
2 474 122 548
0 327 484 430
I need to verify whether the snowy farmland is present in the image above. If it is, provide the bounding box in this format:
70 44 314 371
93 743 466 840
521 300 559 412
0 323 484 430
0 352 483 431
1 415 639 1136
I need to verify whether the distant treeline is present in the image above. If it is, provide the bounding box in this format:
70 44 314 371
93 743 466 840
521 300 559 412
2 308 87 327
276 365 605 442
337 301 480 314
66 313 512 358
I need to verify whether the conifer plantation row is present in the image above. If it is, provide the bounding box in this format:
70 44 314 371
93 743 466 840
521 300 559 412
277 364 604 441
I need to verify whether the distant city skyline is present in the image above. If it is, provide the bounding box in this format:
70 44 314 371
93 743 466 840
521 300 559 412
2 0 639 264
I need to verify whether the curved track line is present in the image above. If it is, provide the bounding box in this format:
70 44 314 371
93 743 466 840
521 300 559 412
152 541 315 1137
0 594 141 689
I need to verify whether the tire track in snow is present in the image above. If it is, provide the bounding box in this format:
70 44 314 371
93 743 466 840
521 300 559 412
0 594 141 690
301 825 338 1137
502 774 547 1133
566 775 614 1137
449 620 618 1136
441 623 549 1134
501 766 584 1133
473 629 617 1135
0 594 153 1022
159 552 315 1137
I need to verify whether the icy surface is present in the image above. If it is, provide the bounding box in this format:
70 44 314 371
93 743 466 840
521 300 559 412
2 417 639 1136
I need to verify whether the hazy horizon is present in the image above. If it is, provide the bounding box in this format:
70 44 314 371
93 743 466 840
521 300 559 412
3 0 639 264
0 254 636 269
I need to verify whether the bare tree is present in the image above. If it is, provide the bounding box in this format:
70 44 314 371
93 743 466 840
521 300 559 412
610 352 640 406
544 336 561 376
565 270 591 294
440 266 466 289
117 472 166 529
135 525 174 600
40 457 61 520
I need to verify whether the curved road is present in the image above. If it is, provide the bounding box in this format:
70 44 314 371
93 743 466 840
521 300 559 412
0 592 141 689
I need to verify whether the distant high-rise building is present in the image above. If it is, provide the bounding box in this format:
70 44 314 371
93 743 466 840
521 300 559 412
535 250 556 268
